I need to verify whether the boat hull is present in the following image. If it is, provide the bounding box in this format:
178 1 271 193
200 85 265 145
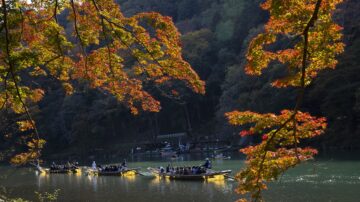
39 167 81 174
148 168 231 181
87 169 138 176
161 172 230 181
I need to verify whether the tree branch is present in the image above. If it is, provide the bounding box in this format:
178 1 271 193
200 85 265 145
252 0 323 200
70 0 88 77
1 0 42 164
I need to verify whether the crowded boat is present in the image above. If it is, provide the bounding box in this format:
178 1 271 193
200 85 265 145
86 160 138 176
37 162 81 174
148 158 232 180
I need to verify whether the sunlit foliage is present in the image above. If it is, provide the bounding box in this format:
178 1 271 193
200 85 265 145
245 0 344 88
0 0 204 164
226 0 344 201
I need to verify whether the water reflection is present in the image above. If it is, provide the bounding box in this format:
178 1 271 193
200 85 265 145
37 171 84 189
122 175 136 182
86 175 98 192
2 156 360 202
147 177 234 197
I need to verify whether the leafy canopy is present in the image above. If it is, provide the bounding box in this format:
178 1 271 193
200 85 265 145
246 0 344 87
0 0 204 164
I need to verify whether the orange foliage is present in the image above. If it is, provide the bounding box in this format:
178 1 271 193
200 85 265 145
226 0 344 201
0 0 204 165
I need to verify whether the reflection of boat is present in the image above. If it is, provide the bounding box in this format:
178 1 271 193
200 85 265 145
147 167 231 181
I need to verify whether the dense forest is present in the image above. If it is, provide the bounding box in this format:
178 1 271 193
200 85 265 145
1 0 359 159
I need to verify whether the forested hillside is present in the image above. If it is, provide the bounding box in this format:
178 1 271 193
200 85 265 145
2 0 358 158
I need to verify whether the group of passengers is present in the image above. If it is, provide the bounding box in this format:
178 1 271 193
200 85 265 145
50 161 78 171
160 158 212 175
161 165 207 175
91 160 128 172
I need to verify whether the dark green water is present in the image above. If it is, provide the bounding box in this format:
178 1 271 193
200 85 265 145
1 155 360 202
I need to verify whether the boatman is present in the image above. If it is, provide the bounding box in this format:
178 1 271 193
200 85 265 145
92 161 97 170
50 162 57 170
121 159 127 168
166 164 170 173
203 158 212 169
160 166 165 173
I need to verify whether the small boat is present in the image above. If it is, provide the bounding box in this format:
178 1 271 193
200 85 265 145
38 166 81 174
170 154 180 160
147 167 231 181
50 168 80 174
98 168 138 176
160 143 177 157
86 167 139 176
213 153 231 160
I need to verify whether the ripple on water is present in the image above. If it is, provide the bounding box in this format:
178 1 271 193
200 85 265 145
282 174 360 185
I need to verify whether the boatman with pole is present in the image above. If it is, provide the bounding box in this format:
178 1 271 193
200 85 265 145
203 158 212 169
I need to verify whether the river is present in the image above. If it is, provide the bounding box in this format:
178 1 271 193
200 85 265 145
1 152 360 202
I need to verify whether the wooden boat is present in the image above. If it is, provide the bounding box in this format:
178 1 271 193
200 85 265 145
86 168 139 176
147 167 231 181
213 153 231 160
38 167 81 174
160 143 177 157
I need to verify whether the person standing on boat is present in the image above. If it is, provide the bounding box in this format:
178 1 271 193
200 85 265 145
166 164 170 173
50 162 56 170
66 161 71 169
160 166 165 173
92 161 97 170
121 159 127 168
203 158 212 169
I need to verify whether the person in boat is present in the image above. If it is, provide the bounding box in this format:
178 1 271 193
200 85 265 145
121 159 127 169
187 167 191 175
107 165 113 172
65 161 71 170
71 162 79 170
159 166 165 173
36 162 42 171
166 164 171 173
92 161 97 170
202 158 212 169
191 166 196 174
196 166 202 174
50 161 59 170
50 162 56 170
